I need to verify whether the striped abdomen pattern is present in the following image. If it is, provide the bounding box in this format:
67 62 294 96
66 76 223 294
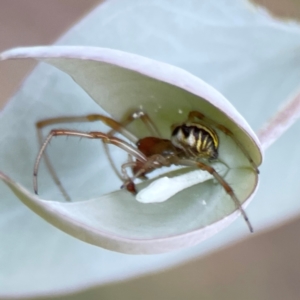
171 123 219 159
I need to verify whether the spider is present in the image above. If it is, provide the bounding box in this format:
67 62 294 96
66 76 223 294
34 110 259 232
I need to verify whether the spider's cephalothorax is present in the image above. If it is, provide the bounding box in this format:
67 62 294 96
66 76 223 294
171 123 219 160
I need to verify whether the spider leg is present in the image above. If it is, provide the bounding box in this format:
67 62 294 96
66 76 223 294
103 110 161 183
37 115 139 143
36 114 140 200
188 111 259 173
33 129 147 200
36 128 71 201
119 110 161 138
120 162 139 194
175 158 253 233
120 154 171 195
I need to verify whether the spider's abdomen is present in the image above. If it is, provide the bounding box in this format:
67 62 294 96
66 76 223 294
171 123 219 159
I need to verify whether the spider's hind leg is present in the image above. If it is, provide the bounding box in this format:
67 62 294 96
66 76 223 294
176 158 254 233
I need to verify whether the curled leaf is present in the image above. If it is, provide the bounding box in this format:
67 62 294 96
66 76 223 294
0 46 262 254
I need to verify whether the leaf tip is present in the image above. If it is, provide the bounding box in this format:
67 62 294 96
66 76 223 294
0 47 38 61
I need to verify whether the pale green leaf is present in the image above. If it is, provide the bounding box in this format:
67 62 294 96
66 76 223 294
0 0 300 297
0 46 260 254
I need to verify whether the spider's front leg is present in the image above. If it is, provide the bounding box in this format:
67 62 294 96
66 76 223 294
34 129 147 198
35 114 141 200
